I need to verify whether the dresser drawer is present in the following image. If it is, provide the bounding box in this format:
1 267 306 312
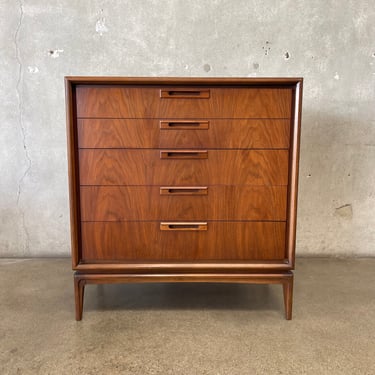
78 119 290 149
80 221 286 261
79 149 289 186
76 86 292 119
80 185 287 221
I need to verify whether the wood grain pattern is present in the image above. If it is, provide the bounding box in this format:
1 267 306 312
76 86 292 119
77 119 290 149
79 149 289 186
80 185 287 221
80 221 286 261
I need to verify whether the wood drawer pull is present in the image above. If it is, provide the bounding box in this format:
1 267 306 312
160 89 210 99
160 121 209 130
160 150 208 159
160 222 208 231
160 187 208 195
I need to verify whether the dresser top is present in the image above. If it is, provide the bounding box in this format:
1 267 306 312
65 76 303 86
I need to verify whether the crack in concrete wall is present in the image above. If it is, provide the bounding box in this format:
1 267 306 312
14 0 31 254
335 204 353 219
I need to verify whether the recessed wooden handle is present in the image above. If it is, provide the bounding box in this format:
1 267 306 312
160 89 210 99
160 187 208 196
160 222 208 231
160 121 209 130
160 150 208 159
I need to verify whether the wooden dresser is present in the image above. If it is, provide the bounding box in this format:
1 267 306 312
65 77 303 320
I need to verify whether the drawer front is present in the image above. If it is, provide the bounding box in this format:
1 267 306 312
79 149 289 186
80 186 287 221
78 119 290 149
81 222 286 261
76 86 292 119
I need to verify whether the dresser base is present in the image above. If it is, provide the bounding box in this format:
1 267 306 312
74 271 293 321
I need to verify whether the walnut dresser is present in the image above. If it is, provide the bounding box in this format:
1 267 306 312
65 77 303 320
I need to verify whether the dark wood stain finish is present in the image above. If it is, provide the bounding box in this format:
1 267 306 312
80 221 286 261
66 77 303 320
80 185 287 221
76 86 292 119
78 118 291 149
79 149 289 186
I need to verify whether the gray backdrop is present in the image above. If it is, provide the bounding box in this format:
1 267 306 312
1 0 374 256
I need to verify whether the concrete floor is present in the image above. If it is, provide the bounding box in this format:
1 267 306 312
0 258 374 374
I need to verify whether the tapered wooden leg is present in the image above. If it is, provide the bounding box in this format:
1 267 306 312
282 275 294 320
74 274 85 321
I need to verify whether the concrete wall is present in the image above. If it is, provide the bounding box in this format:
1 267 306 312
1 0 374 257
